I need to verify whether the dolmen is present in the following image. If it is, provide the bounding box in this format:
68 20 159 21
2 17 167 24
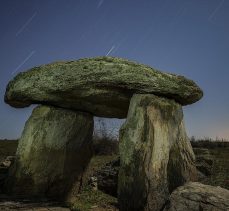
4 57 203 210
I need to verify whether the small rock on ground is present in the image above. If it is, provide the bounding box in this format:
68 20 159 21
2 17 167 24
0 199 70 211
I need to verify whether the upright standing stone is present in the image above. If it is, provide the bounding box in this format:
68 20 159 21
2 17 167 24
118 94 197 211
5 105 94 201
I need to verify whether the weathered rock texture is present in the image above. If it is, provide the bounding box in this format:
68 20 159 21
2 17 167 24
5 57 203 118
118 94 197 211
5 105 94 201
164 182 229 211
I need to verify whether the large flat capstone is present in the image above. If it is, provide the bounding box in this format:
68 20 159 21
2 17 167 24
5 57 203 118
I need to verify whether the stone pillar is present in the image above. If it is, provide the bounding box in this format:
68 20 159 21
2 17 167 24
118 94 197 211
5 105 94 201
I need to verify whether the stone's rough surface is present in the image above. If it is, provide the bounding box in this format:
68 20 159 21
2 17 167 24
164 182 229 211
5 57 203 118
5 105 94 201
118 94 197 211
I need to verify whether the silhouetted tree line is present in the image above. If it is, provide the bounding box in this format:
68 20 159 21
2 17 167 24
190 136 229 148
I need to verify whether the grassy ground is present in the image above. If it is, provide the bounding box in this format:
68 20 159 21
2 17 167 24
70 187 118 211
207 148 229 189
74 149 119 210
191 140 229 148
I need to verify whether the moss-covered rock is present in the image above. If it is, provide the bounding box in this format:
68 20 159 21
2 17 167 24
5 105 94 201
118 94 197 211
5 57 203 118
164 182 229 211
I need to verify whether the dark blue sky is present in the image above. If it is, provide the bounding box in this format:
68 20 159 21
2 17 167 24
0 0 229 140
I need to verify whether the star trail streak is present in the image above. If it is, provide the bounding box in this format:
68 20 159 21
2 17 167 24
97 0 104 9
208 0 225 21
106 45 116 56
16 12 37 37
11 50 36 75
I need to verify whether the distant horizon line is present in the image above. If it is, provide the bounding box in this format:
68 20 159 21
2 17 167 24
0 136 228 142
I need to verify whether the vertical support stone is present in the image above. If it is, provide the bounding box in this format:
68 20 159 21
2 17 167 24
118 94 197 211
5 105 94 201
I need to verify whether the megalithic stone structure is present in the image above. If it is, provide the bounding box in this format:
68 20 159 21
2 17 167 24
3 57 203 208
5 105 93 202
118 94 197 211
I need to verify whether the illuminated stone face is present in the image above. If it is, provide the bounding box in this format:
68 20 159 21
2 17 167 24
4 57 203 118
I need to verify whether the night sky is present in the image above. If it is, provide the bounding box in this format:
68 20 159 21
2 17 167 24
0 0 229 140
